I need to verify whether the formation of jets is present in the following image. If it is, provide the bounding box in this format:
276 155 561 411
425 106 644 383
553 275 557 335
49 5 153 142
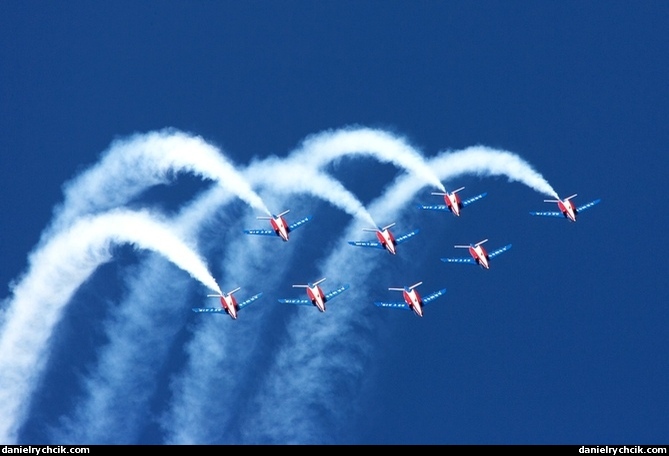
192 188 600 319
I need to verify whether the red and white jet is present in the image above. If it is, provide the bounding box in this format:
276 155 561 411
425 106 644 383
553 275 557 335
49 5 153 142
347 223 419 255
243 210 312 242
192 287 263 320
278 278 350 312
374 281 447 318
441 239 512 270
418 186 487 217
530 194 601 222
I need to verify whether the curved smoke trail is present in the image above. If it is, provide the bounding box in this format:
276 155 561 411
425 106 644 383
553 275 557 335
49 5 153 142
160 134 559 443
44 127 406 443
292 126 447 194
3 126 560 444
234 145 559 443
46 128 271 240
0 209 221 443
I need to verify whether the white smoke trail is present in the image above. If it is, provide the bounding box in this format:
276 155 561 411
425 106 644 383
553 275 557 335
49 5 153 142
43 128 388 443
19 128 559 444
160 127 458 442
292 126 447 193
46 129 271 239
49 187 236 444
0 128 272 442
247 156 376 227
161 134 559 443
0 208 221 443
239 144 559 443
243 126 454 228
373 145 560 219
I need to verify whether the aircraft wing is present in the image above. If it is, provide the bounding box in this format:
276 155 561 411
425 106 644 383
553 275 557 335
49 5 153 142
529 210 563 217
489 244 512 259
347 240 385 250
278 298 312 306
440 257 476 264
289 215 312 231
395 229 420 245
325 284 350 300
461 192 487 206
237 292 263 310
417 204 448 211
192 307 226 314
422 288 447 305
374 301 410 310
577 199 601 212
243 228 276 236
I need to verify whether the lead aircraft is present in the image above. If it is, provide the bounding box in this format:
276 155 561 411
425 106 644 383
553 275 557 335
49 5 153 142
347 223 419 255
193 287 263 320
418 186 487 217
243 210 312 241
374 281 447 317
441 239 512 270
530 194 601 222
278 278 350 312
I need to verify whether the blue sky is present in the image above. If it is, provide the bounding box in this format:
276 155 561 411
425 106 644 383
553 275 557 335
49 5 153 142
1 1 667 445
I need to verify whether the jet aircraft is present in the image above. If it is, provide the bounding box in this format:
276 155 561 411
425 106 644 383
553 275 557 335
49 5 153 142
347 223 419 255
441 239 512 270
418 186 487 217
192 287 263 320
243 210 312 241
374 281 447 317
530 194 601 222
278 278 349 312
